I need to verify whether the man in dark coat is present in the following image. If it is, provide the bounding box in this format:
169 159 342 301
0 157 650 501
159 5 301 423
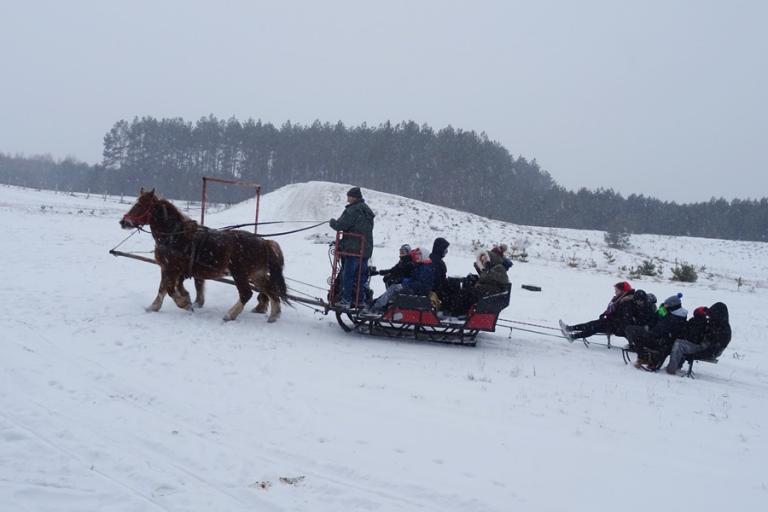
429 237 450 301
625 293 688 369
329 187 375 307
665 302 731 374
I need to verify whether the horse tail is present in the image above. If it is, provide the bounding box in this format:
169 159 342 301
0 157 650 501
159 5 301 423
267 240 289 304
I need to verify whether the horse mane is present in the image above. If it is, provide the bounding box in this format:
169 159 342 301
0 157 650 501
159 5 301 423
154 196 199 235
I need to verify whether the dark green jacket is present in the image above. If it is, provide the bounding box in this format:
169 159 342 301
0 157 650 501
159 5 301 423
474 264 509 297
330 199 375 259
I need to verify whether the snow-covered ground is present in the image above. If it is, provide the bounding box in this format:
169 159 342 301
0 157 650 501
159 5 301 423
1 182 766 511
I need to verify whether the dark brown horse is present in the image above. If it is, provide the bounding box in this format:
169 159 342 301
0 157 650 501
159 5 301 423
120 188 288 322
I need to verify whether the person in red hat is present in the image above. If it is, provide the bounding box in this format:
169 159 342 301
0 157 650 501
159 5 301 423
560 281 636 341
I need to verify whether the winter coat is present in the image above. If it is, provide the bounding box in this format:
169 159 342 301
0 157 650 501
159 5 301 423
648 307 688 348
700 302 732 356
602 291 633 319
601 291 635 335
380 256 416 288
681 314 709 345
403 260 436 296
473 263 510 298
429 237 450 297
624 296 657 329
330 199 375 259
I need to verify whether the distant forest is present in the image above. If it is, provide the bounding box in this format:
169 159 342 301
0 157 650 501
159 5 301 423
2 115 766 242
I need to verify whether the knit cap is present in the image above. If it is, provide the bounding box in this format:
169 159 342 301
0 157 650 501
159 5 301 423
664 293 683 311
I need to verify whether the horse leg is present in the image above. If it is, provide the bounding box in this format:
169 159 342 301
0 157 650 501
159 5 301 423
146 270 171 312
267 295 282 323
251 292 269 314
223 270 253 321
170 276 193 310
193 278 205 308
251 273 278 321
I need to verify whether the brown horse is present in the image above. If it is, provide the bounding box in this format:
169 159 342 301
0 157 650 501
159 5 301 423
120 188 288 322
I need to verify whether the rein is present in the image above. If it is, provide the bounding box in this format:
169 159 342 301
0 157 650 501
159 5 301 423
220 220 324 231
257 221 327 237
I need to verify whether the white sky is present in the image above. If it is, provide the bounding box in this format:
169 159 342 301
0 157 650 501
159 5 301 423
1 0 766 203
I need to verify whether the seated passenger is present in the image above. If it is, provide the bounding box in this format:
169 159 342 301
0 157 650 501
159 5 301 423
665 302 731 374
561 281 635 340
368 248 435 312
429 237 450 308
625 293 688 369
374 244 415 288
469 252 510 302
625 289 658 330
450 251 510 316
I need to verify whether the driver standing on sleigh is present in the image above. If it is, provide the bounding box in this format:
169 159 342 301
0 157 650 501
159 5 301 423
329 186 375 309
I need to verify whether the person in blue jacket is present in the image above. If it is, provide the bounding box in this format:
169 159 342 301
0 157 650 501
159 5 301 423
367 248 435 313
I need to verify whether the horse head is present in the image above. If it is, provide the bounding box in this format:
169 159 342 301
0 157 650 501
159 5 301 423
120 187 157 229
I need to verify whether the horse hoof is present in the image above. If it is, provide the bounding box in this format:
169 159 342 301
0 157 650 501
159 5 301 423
194 302 204 309
251 307 267 314
145 305 160 312
267 315 279 323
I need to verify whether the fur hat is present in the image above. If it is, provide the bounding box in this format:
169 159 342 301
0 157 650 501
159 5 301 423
347 186 363 199
475 251 491 269
663 293 683 311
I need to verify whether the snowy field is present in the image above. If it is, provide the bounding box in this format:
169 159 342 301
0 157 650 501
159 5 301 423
1 182 767 511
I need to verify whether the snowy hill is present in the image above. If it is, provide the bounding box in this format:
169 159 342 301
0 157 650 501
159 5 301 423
1 182 767 511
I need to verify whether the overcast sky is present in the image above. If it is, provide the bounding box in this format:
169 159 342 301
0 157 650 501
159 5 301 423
1 0 765 203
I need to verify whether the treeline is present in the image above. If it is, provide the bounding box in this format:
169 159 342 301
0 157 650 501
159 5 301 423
1 116 766 241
